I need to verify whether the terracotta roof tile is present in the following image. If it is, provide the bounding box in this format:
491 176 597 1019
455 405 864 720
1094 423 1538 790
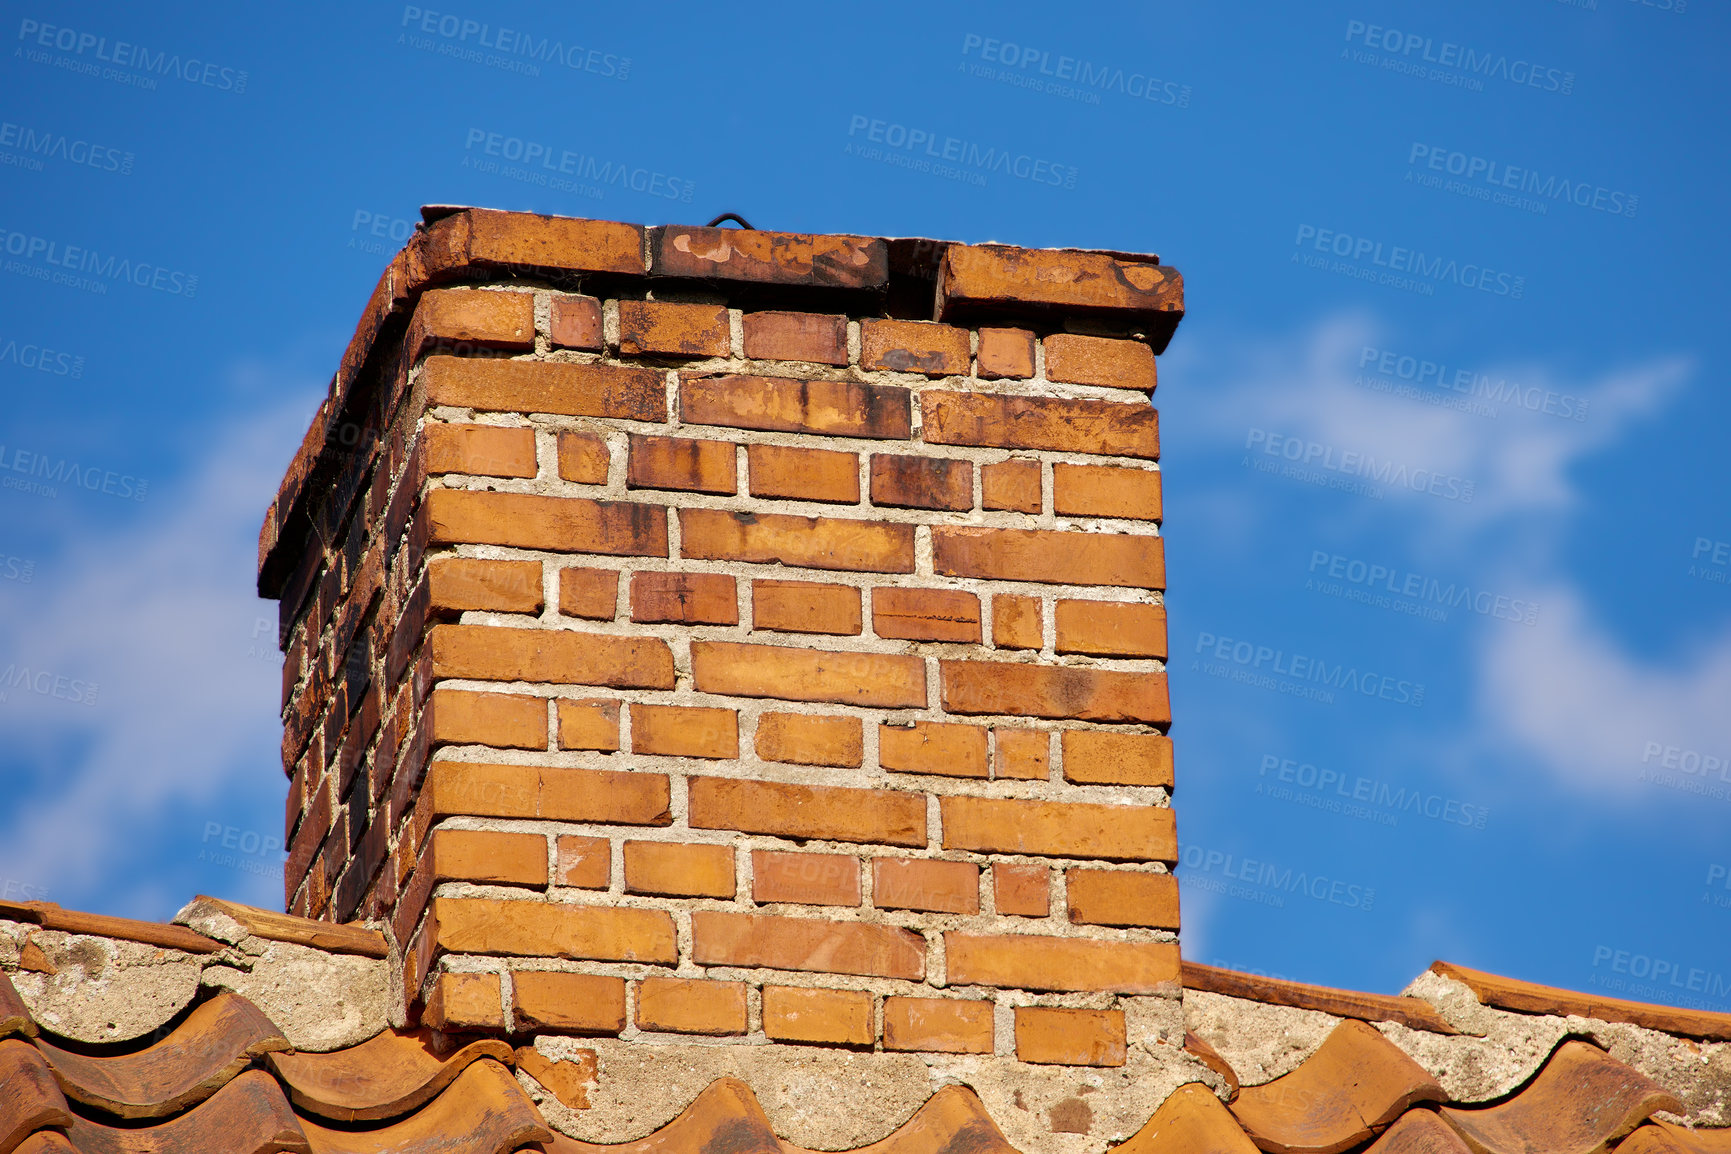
838 1085 1019 1154
32 990 288 1119
532 1076 779 1154
0 970 35 1039
0 1039 72 1153
12 1133 76 1154
62 1068 307 1154
1432 961 1731 1042
1229 1020 1448 1154
1184 960 1459 1035
1362 1110 1471 1153
266 1029 512 1122
1115 1083 1260 1154
0 902 222 956
1437 1040 1684 1154
181 897 388 959
1616 1122 1731 1153
1184 1030 1241 1101
296 1059 548 1154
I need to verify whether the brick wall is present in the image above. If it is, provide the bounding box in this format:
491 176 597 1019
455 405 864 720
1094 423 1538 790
263 209 1184 1066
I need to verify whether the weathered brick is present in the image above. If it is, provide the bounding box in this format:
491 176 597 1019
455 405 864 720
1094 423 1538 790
430 828 548 887
976 327 1035 380
860 319 969 376
617 300 730 358
431 896 676 963
883 997 994 1054
426 490 668 558
992 595 1043 651
630 571 738 625
1060 730 1173 787
623 841 736 898
994 728 1050 780
679 509 915 574
981 459 1041 513
456 210 645 277
949 934 1179 994
559 567 620 620
555 834 610 889
408 289 536 361
879 721 989 779
423 356 665 422
555 698 620 751
429 557 543 615
1053 463 1162 521
940 796 1175 862
753 850 860 906
431 623 675 689
682 374 910 439
748 444 860 504
635 977 748 1036
936 245 1182 338
691 641 925 708
512 971 627 1034
992 863 1050 916
648 225 886 288
692 912 924 979
428 761 670 826
873 587 981 643
549 294 603 350
627 434 737 494
762 986 873 1046
1015 1007 1127 1066
422 423 537 478
753 580 862 635
1044 334 1157 393
557 430 610 484
754 713 863 767
429 687 547 750
921 392 1159 460
1055 600 1167 659
742 311 848 365
1066 870 1180 929
631 703 739 759
932 527 1164 589
869 454 971 511
873 858 979 914
939 660 1169 723
688 778 924 846
423 972 503 1031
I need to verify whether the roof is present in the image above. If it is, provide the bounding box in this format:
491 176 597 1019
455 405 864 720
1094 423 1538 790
4 896 1728 1153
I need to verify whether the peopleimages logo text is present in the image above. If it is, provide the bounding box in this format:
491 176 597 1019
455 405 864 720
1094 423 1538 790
0 228 197 297
16 19 248 92
1344 21 1573 94
1180 844 1376 910
399 7 630 79
1194 631 1426 707
1259 755 1489 829
0 120 133 175
1408 144 1636 219
846 116 1078 188
1246 428 1475 502
461 129 695 201
1309 551 1538 626
959 34 1191 107
1294 225 1524 299
1358 346 1587 421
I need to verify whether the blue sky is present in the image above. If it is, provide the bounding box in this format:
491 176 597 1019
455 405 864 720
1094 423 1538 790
1 0 1726 1007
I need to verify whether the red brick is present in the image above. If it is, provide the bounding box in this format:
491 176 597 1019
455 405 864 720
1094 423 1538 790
1015 1007 1127 1066
753 580 861 635
991 595 1042 650
627 434 737 494
692 641 924 708
870 454 971 511
992 864 1049 916
431 896 676 963
994 728 1050 780
921 392 1159 460
884 997 993 1054
873 587 981 643
936 245 1182 335
679 509 914 574
630 571 738 625
940 660 1168 723
976 327 1035 380
429 828 548 887
422 424 537 478
428 558 543 615
549 294 603 350
1066 870 1180 929
512 971 627 1034
423 973 503 1031
1044 333 1157 392
1053 463 1162 521
635 978 747 1036
860 319 969 376
688 778 924 846
557 430 610 484
981 459 1041 513
1061 730 1173 787
742 311 848 365
559 567 620 620
428 761 671 826
648 225 886 288
431 623 674 689
458 210 645 276
1055 600 1167 658
631 703 739 759
555 834 609 888
873 858 979 914
753 850 860 906
879 721 988 779
423 356 665 422
933 527 1163 589
762 986 873 1046
950 934 1179 994
691 912 924 979
623 841 736 898
754 713 863 767
617 300 730 358
425 490 668 558
682 374 910 439
407 289 536 361
940 796 1175 862
748 444 860 504
428 687 547 750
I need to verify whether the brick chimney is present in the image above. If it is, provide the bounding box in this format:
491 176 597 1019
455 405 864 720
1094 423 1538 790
260 208 1184 1064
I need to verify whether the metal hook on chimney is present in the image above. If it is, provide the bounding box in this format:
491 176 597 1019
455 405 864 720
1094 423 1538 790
705 213 755 230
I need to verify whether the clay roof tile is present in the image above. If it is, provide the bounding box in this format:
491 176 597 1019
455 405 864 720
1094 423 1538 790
0 1038 73 1154
265 1029 512 1123
61 1068 308 1154
295 1059 548 1154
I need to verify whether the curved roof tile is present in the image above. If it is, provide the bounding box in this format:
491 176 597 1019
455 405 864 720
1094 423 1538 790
1115 1083 1259 1154
297 1059 548 1154
1363 1110 1471 1153
533 1077 780 1154
1 972 35 1040
0 1039 72 1154
1616 1122 1731 1153
61 1069 308 1154
266 1029 513 1123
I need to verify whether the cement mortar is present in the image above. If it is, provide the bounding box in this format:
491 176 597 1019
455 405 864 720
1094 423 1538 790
7 928 204 1042
201 937 390 1052
1182 988 1340 1085
0 921 29 968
